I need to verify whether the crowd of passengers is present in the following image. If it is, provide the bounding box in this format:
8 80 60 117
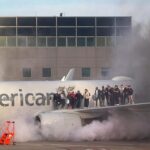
52 85 134 109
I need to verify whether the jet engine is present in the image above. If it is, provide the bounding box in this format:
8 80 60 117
34 111 82 140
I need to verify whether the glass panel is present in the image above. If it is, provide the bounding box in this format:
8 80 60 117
116 36 124 46
0 18 16 26
57 17 76 26
42 68 51 77
82 68 91 77
97 27 115 36
0 37 6 47
96 17 115 26
27 37 36 47
18 28 36 36
101 67 109 77
37 27 56 36
97 37 105 47
116 17 131 26
37 37 46 47
116 27 131 36
18 37 26 47
37 17 56 26
77 17 95 26
77 37 85 46
23 68 31 77
106 37 115 47
77 27 95 36
47 37 56 47
18 17 36 26
67 37 76 47
7 37 16 47
58 37 66 47
57 28 76 36
0 28 16 36
87 37 95 47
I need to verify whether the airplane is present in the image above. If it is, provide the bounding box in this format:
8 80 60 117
0 68 149 140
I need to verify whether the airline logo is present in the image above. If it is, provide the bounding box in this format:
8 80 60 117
0 89 52 107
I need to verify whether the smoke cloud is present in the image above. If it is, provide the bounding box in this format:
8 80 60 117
110 22 150 102
11 110 150 142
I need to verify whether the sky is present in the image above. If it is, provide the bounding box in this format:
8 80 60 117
0 0 150 24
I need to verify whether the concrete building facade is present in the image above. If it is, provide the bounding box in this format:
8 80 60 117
0 16 131 80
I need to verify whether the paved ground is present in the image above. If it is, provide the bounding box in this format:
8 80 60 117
0 141 150 150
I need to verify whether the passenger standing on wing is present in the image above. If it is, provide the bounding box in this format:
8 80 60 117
60 90 66 109
128 85 134 104
75 90 83 108
123 86 129 104
100 86 105 106
83 89 91 108
53 92 61 109
105 85 111 106
113 85 120 105
110 87 114 106
67 91 76 109
94 87 101 107
119 85 125 105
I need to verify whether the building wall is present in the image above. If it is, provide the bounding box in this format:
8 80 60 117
0 16 131 80
0 46 112 80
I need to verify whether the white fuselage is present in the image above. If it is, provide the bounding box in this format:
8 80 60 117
0 80 132 121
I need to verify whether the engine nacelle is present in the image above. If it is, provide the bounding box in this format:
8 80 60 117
35 111 82 140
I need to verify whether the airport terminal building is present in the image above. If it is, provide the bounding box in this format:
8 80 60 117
0 16 131 80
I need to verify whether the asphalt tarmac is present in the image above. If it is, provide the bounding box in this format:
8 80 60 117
0 141 150 150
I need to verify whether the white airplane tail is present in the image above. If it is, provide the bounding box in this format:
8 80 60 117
61 68 75 81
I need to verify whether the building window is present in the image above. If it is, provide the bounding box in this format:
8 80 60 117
67 37 76 47
58 37 66 47
23 68 31 77
37 37 46 47
42 68 51 77
18 37 27 47
97 37 105 47
0 37 6 47
47 37 56 47
101 67 109 77
77 37 85 47
82 68 91 77
106 37 115 47
7 37 16 47
27 37 36 47
87 37 95 46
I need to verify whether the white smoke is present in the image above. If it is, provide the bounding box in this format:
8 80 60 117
29 112 150 141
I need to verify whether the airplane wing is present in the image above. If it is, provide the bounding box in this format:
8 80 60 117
73 103 150 119
34 103 150 128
